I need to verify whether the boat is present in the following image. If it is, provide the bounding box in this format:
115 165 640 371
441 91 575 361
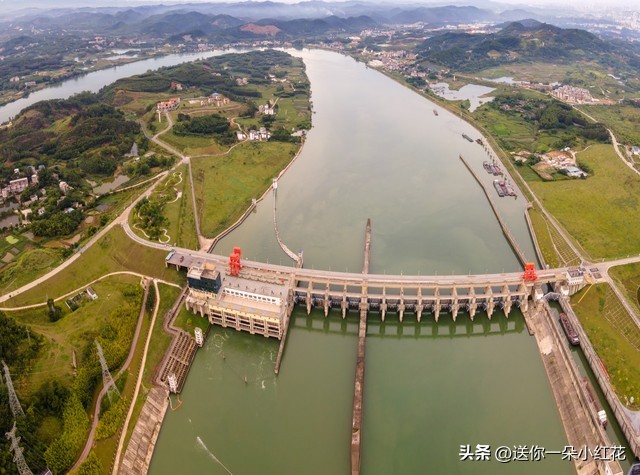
493 180 505 197
433 109 438 116
559 312 580 346
462 133 473 142
504 183 516 197
483 161 492 173
582 377 607 428
476 138 483 145
491 164 502 176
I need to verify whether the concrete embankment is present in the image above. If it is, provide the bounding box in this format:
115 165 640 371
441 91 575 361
458 154 528 267
207 138 307 253
119 387 170 475
351 219 371 475
526 302 623 475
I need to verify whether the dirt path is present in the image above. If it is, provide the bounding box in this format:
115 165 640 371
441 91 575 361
111 279 162 475
71 279 152 471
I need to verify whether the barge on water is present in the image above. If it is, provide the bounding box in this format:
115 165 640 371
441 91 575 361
559 312 580 346
462 133 473 142
582 377 608 428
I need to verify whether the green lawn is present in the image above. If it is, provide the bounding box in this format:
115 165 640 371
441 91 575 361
8 275 142 397
572 283 640 409
192 141 299 237
477 61 637 100
579 104 640 147
160 129 226 156
529 144 640 259
173 305 209 335
609 263 640 314
527 207 559 268
0 247 66 295
123 283 180 449
162 165 198 249
3 226 184 308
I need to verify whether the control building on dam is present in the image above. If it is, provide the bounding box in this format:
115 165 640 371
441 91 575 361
166 249 588 339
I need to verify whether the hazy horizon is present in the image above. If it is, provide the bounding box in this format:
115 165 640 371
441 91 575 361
0 0 638 9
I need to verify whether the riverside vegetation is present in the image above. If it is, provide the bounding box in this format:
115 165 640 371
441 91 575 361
0 49 311 474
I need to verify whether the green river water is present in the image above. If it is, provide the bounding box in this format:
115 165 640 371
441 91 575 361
149 49 585 474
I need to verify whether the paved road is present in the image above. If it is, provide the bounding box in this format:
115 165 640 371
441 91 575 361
0 174 166 305
578 107 640 179
71 279 152 472
0 270 179 311
111 279 163 475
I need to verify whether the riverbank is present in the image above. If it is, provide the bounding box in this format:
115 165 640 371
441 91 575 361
208 137 307 252
363 61 580 271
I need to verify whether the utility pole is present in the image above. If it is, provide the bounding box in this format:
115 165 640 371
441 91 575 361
5 422 33 475
95 341 120 403
1 360 24 418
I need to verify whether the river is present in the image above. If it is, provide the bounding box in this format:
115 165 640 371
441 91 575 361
0 46 609 474
0 49 245 124
149 49 573 474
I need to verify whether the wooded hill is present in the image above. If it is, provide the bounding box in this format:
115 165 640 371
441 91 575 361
0 92 141 181
417 21 640 74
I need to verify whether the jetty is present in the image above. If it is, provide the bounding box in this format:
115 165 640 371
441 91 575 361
458 154 527 266
351 218 371 475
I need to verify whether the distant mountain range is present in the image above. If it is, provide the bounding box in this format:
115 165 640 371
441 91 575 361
0 1 638 46
416 21 640 73
0 1 577 32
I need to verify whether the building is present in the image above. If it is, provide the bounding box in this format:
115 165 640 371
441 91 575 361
182 260 287 339
156 98 181 112
59 181 72 194
258 103 276 115
124 142 139 158
248 128 271 141
9 177 28 194
551 85 595 104
86 287 98 300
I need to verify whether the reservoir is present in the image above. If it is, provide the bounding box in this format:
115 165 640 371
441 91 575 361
150 50 572 474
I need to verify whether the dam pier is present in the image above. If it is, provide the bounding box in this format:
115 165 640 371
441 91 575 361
351 219 371 475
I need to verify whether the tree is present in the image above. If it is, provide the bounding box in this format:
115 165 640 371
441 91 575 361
47 298 63 322
77 452 103 475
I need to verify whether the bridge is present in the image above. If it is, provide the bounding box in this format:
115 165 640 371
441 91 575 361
166 247 586 322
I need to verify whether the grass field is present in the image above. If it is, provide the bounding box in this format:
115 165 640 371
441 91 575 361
529 144 640 259
192 141 299 237
527 207 560 268
8 274 142 397
473 98 595 154
572 283 640 409
579 104 640 147
122 283 180 450
160 129 226 156
3 226 184 307
0 247 66 294
477 61 637 100
162 166 198 249
609 263 640 314
173 305 209 335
